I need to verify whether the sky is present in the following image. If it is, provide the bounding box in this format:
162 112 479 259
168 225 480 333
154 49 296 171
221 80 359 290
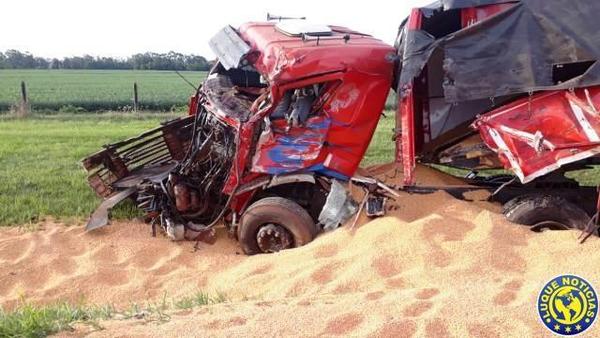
0 0 432 59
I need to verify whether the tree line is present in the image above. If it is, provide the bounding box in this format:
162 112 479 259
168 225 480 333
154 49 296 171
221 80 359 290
0 50 213 71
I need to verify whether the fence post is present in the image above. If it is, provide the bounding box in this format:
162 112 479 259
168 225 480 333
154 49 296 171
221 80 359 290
17 81 29 117
21 81 27 104
133 82 139 112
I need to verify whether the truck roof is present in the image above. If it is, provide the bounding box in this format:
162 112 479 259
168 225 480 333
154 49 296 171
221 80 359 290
238 22 394 84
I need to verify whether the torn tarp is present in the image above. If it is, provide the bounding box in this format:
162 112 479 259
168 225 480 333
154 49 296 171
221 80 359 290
398 0 600 102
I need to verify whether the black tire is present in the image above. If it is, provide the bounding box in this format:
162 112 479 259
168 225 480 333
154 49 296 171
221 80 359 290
239 197 318 255
503 194 592 233
501 194 532 215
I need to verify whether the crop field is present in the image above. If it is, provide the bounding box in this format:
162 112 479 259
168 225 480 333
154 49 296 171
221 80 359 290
0 69 398 113
0 113 395 226
0 69 207 112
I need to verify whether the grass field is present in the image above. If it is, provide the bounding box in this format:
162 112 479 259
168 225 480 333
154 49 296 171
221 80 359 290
2 111 599 226
0 70 207 112
0 113 178 225
0 113 395 226
0 69 397 113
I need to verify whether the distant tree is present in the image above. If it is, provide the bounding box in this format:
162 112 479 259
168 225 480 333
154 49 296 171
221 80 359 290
34 57 49 69
4 50 36 68
0 49 212 71
0 52 6 69
49 58 61 69
185 55 210 71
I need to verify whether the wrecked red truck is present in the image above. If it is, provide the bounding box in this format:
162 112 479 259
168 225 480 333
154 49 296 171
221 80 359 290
83 0 600 254
83 21 395 254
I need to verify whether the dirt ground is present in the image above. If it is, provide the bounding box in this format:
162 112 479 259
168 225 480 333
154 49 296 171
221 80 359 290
2 165 600 337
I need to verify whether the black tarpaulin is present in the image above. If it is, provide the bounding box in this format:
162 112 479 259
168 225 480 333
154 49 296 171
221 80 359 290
398 0 600 103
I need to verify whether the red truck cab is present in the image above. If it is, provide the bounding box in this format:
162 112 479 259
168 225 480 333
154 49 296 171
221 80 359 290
84 21 396 254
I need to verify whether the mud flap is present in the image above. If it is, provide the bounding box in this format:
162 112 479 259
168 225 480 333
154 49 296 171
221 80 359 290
86 187 137 231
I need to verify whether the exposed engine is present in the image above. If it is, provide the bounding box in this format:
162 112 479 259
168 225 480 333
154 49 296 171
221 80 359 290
137 106 236 240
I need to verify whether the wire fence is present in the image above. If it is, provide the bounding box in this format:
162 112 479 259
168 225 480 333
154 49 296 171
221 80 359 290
0 70 399 113
0 70 206 113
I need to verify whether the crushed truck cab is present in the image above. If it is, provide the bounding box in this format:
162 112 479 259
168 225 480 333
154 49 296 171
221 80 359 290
82 21 395 254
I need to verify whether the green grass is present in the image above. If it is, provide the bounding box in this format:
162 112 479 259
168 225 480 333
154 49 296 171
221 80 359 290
0 113 179 226
0 69 394 113
0 301 114 337
173 292 228 310
1 112 599 226
0 69 206 112
0 292 227 337
0 113 396 226
363 114 395 166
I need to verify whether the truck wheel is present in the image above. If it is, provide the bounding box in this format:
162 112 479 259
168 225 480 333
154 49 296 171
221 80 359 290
503 195 592 233
239 197 318 255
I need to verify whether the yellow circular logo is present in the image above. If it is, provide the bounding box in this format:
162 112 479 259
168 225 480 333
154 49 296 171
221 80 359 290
538 275 597 335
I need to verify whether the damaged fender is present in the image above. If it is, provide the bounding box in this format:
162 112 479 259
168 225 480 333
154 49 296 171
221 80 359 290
86 187 137 231
473 87 600 183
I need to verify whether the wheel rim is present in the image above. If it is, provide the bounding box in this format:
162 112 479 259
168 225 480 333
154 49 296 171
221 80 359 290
256 223 293 253
530 221 570 232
